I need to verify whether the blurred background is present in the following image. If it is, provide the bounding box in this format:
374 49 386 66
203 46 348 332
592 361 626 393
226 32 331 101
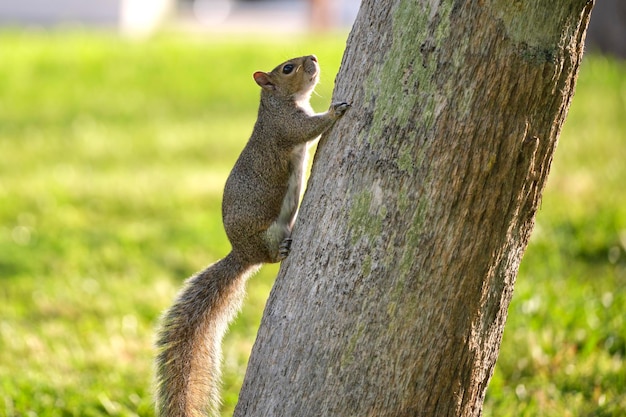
0 1 624 416
0 0 623 52
0 0 360 35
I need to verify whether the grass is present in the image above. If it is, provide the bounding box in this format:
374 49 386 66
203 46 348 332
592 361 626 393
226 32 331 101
0 30 624 416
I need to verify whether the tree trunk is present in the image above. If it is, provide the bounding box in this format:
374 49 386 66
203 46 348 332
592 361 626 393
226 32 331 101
235 0 594 416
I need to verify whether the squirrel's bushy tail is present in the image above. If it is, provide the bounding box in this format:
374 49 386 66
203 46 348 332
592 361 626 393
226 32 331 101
155 252 259 417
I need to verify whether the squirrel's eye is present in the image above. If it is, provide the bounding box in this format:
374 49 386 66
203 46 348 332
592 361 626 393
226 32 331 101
282 64 295 74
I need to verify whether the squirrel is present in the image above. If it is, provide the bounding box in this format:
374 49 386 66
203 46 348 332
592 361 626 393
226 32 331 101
155 54 350 417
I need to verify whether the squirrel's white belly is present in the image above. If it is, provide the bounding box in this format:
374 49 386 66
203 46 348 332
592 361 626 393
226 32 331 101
276 144 307 230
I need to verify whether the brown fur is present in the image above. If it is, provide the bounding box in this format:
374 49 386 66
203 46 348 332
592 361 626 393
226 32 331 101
155 55 350 417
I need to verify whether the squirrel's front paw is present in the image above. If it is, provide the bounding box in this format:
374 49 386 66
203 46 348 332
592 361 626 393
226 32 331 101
331 102 351 117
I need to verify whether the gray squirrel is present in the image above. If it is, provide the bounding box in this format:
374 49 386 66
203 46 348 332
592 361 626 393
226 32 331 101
155 55 350 417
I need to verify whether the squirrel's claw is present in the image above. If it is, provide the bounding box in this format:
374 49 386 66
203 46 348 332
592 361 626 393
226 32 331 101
332 102 351 117
278 238 293 260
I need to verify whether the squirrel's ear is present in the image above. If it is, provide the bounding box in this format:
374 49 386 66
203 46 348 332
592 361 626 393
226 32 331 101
253 71 275 90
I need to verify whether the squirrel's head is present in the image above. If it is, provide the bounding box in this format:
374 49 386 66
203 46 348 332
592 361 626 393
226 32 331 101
253 55 320 103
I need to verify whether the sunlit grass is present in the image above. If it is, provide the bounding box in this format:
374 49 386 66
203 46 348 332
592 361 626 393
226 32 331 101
0 30 624 416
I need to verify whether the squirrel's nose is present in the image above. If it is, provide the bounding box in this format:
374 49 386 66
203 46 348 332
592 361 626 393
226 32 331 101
309 55 318 62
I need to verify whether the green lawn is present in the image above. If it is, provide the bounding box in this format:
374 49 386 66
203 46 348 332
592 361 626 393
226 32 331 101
0 31 624 416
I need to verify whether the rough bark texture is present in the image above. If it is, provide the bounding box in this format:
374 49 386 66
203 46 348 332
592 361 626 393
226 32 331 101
235 0 593 416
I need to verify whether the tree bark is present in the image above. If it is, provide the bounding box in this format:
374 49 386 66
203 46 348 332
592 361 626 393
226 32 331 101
235 0 594 416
